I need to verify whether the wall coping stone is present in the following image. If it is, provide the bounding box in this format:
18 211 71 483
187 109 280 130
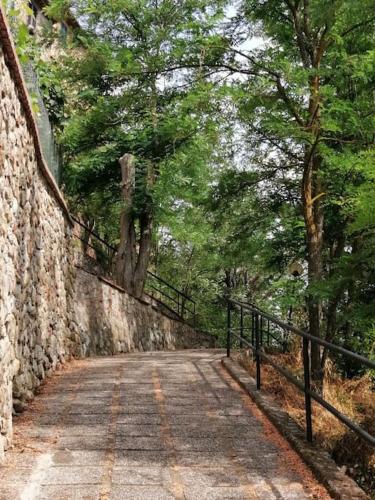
222 357 369 500
0 5 73 226
98 274 127 294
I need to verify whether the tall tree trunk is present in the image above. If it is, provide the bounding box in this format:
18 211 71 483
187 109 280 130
116 72 159 297
116 153 138 295
132 211 153 298
302 151 324 381
321 235 346 370
115 154 154 298
302 44 325 381
283 2 328 382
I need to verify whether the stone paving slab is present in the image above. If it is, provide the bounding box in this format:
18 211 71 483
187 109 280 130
56 435 109 450
114 450 170 467
41 466 103 485
110 485 175 500
183 486 254 500
179 467 241 487
39 485 101 499
0 350 332 499
116 424 163 437
58 425 108 437
111 466 171 485
114 436 166 450
117 413 162 425
51 450 106 467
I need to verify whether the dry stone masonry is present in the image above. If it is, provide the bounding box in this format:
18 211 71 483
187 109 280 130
74 261 212 356
0 42 78 459
0 15 213 462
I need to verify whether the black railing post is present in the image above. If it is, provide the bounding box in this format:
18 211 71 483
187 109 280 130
255 313 261 390
239 306 244 349
267 320 270 346
181 295 184 319
282 329 288 353
260 316 263 346
227 302 231 357
251 312 255 345
303 337 313 442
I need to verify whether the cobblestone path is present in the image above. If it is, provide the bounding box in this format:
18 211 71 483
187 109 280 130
0 350 330 499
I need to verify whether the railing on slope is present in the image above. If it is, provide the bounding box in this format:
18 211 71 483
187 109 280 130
72 215 118 272
71 215 196 325
145 271 196 327
226 298 375 447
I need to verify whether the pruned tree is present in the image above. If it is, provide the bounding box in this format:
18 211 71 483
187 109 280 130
47 0 225 296
115 153 153 297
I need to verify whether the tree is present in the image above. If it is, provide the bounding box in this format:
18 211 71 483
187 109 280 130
47 0 225 297
206 0 375 379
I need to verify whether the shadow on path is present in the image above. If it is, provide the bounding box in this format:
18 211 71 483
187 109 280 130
0 350 331 499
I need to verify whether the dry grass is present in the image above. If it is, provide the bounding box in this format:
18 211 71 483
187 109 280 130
235 349 375 497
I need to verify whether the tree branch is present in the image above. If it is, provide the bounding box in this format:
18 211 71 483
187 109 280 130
275 77 305 127
285 0 312 67
341 16 375 37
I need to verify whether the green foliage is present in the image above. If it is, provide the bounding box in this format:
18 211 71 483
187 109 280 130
42 0 374 361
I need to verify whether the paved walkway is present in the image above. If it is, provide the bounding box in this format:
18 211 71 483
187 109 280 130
0 350 330 499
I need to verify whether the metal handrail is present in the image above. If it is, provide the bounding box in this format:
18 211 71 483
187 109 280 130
226 298 375 447
71 214 196 324
147 270 195 303
148 283 180 306
71 215 117 252
230 298 375 369
145 274 196 326
147 282 195 314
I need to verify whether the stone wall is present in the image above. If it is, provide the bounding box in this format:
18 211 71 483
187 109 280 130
0 10 214 461
73 263 213 356
0 40 78 459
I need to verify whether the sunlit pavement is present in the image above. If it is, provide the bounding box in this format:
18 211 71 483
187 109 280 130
0 350 330 499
